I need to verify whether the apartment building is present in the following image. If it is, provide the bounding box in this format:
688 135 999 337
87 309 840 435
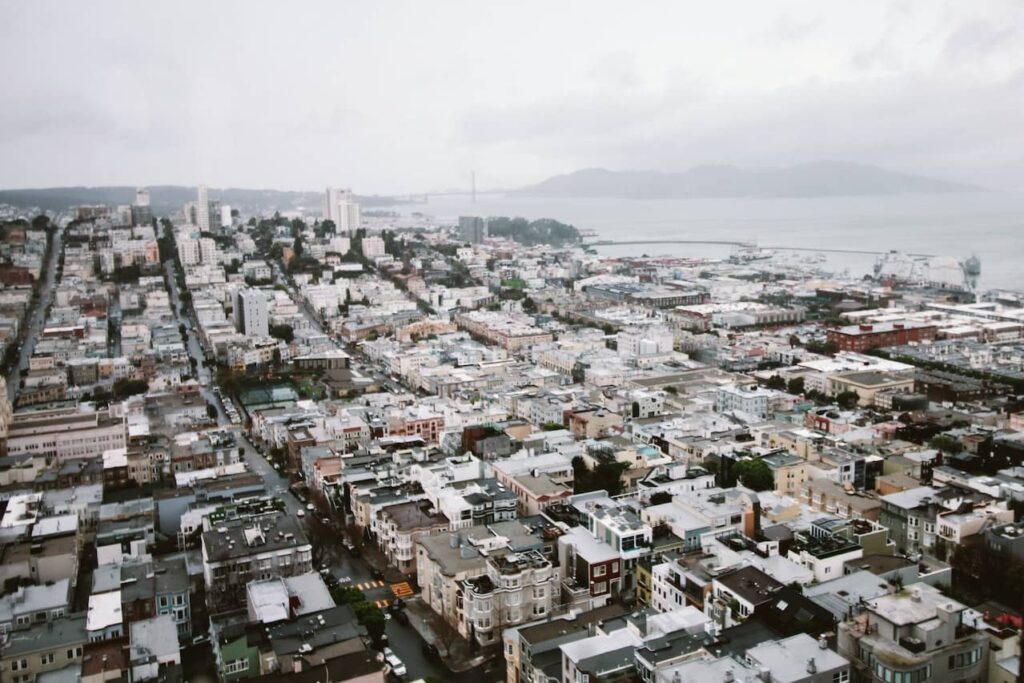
838 583 988 683
0 615 87 683
201 516 313 613
377 500 449 574
461 549 554 646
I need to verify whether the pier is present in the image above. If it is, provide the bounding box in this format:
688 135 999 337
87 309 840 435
583 239 933 258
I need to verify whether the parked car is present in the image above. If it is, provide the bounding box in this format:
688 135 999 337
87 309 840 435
383 647 406 678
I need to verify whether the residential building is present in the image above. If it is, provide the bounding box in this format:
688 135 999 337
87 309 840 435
458 216 487 244
0 615 86 683
323 187 361 233
234 288 269 338
201 516 313 613
838 583 988 683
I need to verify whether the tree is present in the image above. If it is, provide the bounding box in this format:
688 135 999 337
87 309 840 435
836 391 861 409
806 340 839 356
112 378 149 400
572 456 630 496
269 324 294 344
206 404 218 419
765 375 786 391
331 586 387 646
787 377 805 395
734 458 773 492
929 434 964 455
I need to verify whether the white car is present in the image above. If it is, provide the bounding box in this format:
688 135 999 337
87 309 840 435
383 647 406 677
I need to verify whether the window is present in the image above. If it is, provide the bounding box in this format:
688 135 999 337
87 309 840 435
832 671 849 683
593 581 607 594
594 564 607 577
40 652 54 665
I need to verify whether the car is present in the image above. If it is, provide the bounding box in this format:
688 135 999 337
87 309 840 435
422 642 440 661
296 509 305 518
342 540 355 552
306 503 315 512
382 647 406 677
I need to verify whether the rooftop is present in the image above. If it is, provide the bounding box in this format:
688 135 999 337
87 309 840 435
5 614 87 657
747 633 850 681
202 514 309 563
868 583 965 626
87 590 123 632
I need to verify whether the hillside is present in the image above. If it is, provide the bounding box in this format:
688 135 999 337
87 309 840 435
518 162 979 199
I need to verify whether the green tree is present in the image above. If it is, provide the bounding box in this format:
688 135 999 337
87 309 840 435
787 377 805 395
269 324 294 344
734 458 774 492
112 378 149 400
929 434 964 455
765 375 786 391
572 456 630 496
806 340 839 356
836 390 861 409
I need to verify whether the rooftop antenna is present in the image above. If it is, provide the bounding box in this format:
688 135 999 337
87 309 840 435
471 170 476 204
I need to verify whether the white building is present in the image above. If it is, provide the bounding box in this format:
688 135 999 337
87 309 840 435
461 549 553 646
177 237 217 266
234 288 269 338
714 384 775 418
362 235 386 258
323 187 361 233
196 184 209 231
617 325 674 358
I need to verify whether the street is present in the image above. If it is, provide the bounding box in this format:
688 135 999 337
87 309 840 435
168 256 501 682
7 225 63 401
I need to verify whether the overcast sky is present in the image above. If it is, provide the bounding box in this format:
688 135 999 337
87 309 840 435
1 1 1022 193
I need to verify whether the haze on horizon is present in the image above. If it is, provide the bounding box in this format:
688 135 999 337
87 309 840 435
1 0 1022 195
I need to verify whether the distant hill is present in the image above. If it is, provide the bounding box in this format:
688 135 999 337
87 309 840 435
518 162 980 199
0 185 406 214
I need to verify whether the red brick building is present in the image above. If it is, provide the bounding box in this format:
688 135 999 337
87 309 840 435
826 321 937 352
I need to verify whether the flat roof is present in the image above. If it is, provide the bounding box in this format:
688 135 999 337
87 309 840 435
87 590 123 631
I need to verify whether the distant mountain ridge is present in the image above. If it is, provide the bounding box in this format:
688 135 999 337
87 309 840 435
0 185 404 214
518 161 979 198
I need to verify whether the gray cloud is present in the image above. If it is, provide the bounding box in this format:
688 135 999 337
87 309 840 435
0 1 1022 192
763 13 822 42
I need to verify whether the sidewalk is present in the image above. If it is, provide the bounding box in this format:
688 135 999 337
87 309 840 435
405 596 494 673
